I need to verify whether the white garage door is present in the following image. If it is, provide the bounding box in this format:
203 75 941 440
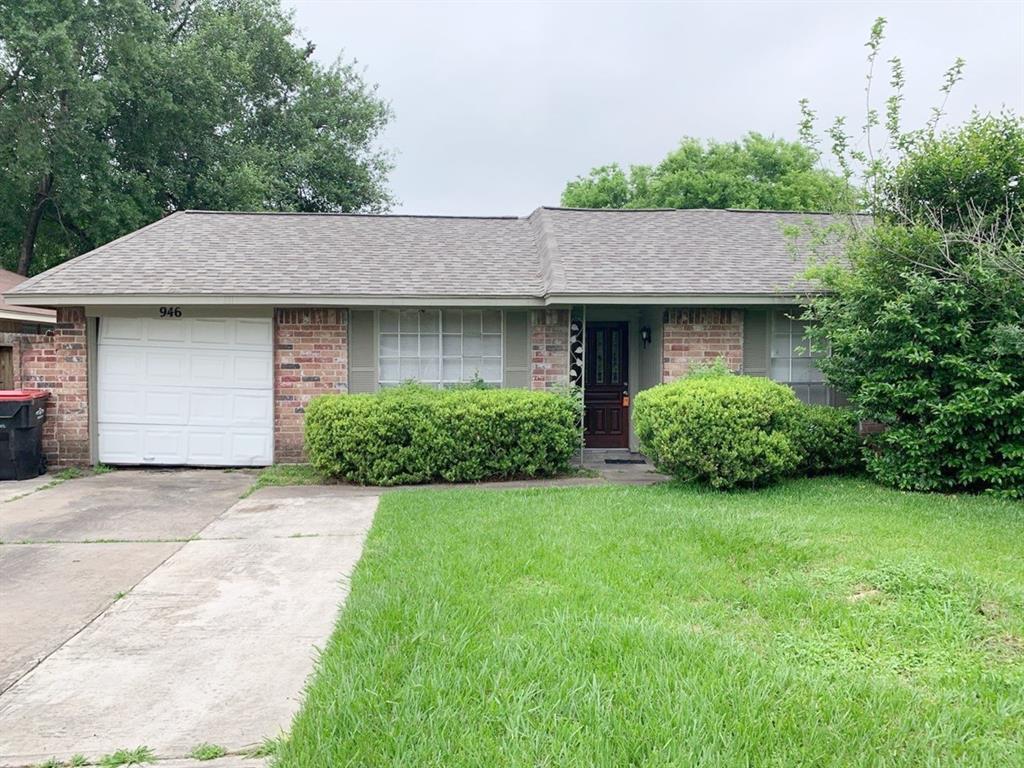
97 316 273 466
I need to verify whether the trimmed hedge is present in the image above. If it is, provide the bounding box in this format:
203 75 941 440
788 405 864 476
634 372 864 489
634 375 804 489
304 385 580 485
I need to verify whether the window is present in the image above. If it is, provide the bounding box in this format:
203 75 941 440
379 309 503 386
770 310 830 405
0 345 12 389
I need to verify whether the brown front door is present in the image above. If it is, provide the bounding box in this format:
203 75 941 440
584 321 629 448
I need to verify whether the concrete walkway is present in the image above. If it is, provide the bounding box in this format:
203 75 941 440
0 474 376 767
581 449 670 485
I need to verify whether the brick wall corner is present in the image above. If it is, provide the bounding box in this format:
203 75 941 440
273 308 348 463
530 309 570 391
15 307 90 468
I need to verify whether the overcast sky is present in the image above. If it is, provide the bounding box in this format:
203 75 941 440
287 0 1024 216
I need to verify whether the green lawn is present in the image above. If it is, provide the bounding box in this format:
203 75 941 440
279 479 1024 767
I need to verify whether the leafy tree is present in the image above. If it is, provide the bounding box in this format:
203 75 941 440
561 133 856 211
801 19 1023 498
0 0 393 275
885 113 1023 230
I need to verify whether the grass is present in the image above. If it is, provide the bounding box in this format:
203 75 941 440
240 462 598 498
37 757 89 768
279 478 1024 767
246 735 287 759
32 753 87 765
241 464 330 498
189 743 227 761
3 464 113 505
4 474 69 504
98 746 154 767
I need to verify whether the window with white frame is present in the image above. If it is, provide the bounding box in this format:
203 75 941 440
378 309 503 386
770 310 830 405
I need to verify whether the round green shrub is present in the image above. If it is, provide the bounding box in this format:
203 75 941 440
304 385 580 485
788 405 864 476
633 374 803 489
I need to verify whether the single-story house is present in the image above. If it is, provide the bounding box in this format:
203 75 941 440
0 268 56 389
4 207 857 468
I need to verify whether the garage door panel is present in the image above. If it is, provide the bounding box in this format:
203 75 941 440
189 391 232 425
97 426 142 464
99 348 142 382
101 317 144 342
98 316 273 466
230 431 273 465
100 425 272 466
141 429 188 463
186 430 229 464
190 354 229 387
235 319 273 346
145 321 188 343
144 390 189 424
145 350 188 384
191 318 230 345
99 389 191 425
233 355 273 388
97 387 143 422
232 392 272 425
183 430 270 466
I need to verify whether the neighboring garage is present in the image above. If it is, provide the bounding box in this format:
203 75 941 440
96 315 274 466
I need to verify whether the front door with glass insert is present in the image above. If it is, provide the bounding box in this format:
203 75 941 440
584 321 629 448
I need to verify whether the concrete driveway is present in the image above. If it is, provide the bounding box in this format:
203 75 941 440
0 471 377 767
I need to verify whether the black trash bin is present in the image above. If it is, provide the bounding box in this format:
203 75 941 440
0 389 49 481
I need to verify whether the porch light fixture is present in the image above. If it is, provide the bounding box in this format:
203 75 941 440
640 325 652 348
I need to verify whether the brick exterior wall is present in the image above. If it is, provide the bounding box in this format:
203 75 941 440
0 305 752 467
0 319 52 394
10 307 91 468
273 308 348 463
530 309 570 390
662 308 744 382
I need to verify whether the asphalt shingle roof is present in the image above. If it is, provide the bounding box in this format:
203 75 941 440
534 208 854 296
7 207 863 303
0 269 56 320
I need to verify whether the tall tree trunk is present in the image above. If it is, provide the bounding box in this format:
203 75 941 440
17 173 52 276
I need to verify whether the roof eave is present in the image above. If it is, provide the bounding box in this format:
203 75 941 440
542 292 824 306
6 290 824 309
0 307 57 323
3 292 549 308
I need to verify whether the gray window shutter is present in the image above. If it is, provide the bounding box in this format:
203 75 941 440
349 309 377 393
743 309 769 377
503 310 530 388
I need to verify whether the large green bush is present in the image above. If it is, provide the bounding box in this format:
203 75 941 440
304 385 580 485
805 114 1024 498
634 375 804 489
788 405 864 476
